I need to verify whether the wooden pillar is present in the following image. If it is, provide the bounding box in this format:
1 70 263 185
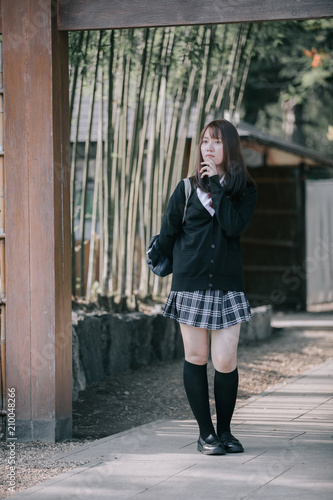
2 1 72 441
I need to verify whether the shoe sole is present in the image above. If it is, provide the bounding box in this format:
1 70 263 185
224 447 244 453
197 443 226 455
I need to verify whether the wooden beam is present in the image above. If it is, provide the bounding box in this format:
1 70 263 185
58 0 333 31
3 0 72 441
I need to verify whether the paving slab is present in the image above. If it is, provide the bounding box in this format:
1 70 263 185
8 359 333 500
271 312 333 329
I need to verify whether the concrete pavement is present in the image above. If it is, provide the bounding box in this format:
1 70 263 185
9 358 333 499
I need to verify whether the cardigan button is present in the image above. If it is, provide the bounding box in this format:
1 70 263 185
210 259 214 263
211 244 215 248
209 274 213 278
209 283 213 287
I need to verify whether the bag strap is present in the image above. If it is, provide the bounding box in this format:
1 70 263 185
182 178 192 224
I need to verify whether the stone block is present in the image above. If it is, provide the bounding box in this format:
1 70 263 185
174 322 184 358
129 312 155 369
72 327 87 401
108 314 132 376
74 315 106 384
152 315 184 361
240 305 273 343
152 314 176 361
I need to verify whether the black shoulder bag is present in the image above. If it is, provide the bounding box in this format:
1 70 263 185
146 178 192 277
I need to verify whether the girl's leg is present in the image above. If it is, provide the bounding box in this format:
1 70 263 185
210 322 240 374
211 323 244 452
180 324 215 440
180 323 209 365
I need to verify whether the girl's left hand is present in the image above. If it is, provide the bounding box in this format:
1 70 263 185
200 158 218 178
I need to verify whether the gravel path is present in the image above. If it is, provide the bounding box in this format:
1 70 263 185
1 325 332 499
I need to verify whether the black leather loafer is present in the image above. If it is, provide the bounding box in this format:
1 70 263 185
197 434 226 455
219 431 244 453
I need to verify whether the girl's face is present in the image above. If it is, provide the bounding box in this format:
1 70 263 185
200 128 224 172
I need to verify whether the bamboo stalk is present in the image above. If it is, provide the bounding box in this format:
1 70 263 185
199 25 216 132
235 24 259 115
135 70 155 296
156 29 170 221
110 106 121 294
118 32 131 302
146 93 158 294
188 26 213 173
229 25 250 120
140 28 172 297
98 136 105 292
111 161 120 293
170 62 197 192
127 28 168 299
128 94 154 298
142 30 168 259
109 34 124 295
79 31 103 297
69 31 85 125
101 30 115 296
215 25 242 114
71 31 90 297
126 28 153 300
163 28 191 199
110 37 125 296
150 30 168 297
154 29 173 297
205 25 228 116
138 181 149 296
163 83 183 203
86 63 104 299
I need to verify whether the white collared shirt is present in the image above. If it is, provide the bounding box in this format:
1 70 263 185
196 175 225 216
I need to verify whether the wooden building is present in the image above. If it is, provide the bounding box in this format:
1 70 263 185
0 0 332 442
237 123 333 310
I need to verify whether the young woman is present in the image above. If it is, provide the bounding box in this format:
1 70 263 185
158 119 257 455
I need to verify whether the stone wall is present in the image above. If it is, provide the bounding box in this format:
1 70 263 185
72 311 184 401
72 306 272 401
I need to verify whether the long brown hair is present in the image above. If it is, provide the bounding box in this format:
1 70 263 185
192 119 255 200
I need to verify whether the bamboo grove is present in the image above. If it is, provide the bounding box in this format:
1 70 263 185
69 24 260 307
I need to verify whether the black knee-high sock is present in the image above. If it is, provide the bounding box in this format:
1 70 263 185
183 360 215 440
214 367 239 435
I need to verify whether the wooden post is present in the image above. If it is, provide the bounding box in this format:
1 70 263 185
2 1 72 441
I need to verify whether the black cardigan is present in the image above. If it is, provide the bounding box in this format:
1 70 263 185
158 175 257 292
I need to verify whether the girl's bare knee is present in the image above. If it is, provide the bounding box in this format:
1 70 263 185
213 356 237 373
185 352 209 365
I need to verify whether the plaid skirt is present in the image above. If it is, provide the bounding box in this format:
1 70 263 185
163 289 251 330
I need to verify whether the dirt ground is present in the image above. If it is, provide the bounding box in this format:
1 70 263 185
1 323 332 499
72 326 332 440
